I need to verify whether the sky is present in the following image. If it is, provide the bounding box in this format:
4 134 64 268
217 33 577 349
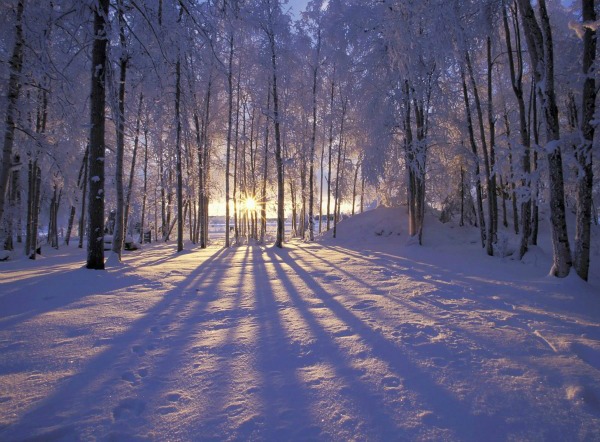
287 0 310 16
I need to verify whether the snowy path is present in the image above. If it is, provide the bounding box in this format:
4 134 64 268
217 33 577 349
1 237 600 441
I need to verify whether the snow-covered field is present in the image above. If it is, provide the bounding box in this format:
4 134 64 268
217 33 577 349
1 207 599 441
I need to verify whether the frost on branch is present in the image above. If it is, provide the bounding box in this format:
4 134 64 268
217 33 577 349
568 19 600 39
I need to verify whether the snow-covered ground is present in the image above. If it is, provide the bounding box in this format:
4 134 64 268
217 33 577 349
1 206 599 441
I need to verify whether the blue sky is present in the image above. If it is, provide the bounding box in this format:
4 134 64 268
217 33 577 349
288 0 310 15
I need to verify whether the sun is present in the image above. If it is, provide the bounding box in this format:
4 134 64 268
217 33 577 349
244 197 257 212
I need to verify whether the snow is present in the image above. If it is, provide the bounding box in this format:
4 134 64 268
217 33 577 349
1 207 599 441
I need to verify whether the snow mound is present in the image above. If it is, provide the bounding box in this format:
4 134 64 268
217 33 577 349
318 206 404 243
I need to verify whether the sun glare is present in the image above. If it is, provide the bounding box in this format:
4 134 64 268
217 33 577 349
244 197 257 212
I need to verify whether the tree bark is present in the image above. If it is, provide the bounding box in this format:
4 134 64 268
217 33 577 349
225 36 234 247
175 58 184 252
271 38 285 248
112 1 128 260
260 88 270 243
504 3 531 258
333 95 347 239
0 0 25 240
465 51 494 256
461 70 486 248
86 0 110 270
326 78 335 232
308 28 321 241
66 147 89 245
140 125 148 244
486 37 498 248
516 0 572 277
573 0 597 281
124 93 143 245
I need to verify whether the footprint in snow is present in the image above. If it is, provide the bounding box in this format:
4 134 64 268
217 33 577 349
323 275 344 282
382 376 402 389
166 392 182 402
112 398 145 420
131 345 145 356
121 371 138 385
351 299 378 311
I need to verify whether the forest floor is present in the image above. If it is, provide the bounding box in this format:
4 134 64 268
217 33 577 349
1 207 600 441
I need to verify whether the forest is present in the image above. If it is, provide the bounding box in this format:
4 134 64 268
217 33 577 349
0 0 598 278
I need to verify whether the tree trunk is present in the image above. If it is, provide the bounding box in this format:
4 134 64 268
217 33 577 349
333 96 347 240
26 160 40 257
269 29 285 248
503 111 520 234
225 36 234 248
326 78 335 232
140 126 149 244
66 147 89 245
260 88 270 243
517 0 572 277
200 74 212 248
466 51 494 256
351 159 361 216
233 68 241 244
125 92 143 245
86 0 110 270
360 173 365 214
289 177 297 236
175 58 184 252
48 184 61 249
504 3 532 258
573 0 597 281
461 71 486 248
499 175 508 229
0 0 25 240
486 37 498 247
460 166 465 227
309 29 321 241
78 146 89 249
319 136 326 233
112 3 128 260
530 80 540 246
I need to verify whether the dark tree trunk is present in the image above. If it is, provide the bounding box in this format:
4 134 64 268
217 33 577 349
309 29 321 241
175 58 184 252
517 0 572 277
86 0 110 270
125 93 143 245
112 3 128 260
140 126 149 244
326 78 335 232
66 147 89 246
269 29 285 248
573 0 597 281
0 0 25 240
504 3 532 258
466 51 494 256
225 36 234 247
461 71 486 248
